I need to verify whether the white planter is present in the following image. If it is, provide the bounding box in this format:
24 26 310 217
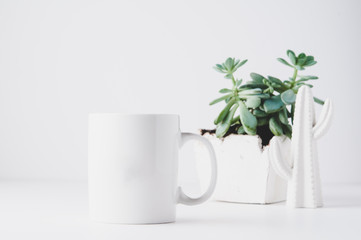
195 133 290 204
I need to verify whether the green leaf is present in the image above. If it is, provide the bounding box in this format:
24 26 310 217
214 98 236 124
216 64 224 69
238 89 263 98
268 76 283 85
282 124 292 139
213 66 225 73
236 79 243 87
278 107 289 125
245 96 261 108
216 104 238 138
235 59 248 69
292 85 302 91
277 58 293 68
281 89 296 105
224 58 234 71
239 101 257 135
250 73 265 84
209 93 233 105
233 59 240 67
257 117 268 126
253 109 268 117
295 65 305 70
263 95 285 113
240 87 263 94
287 50 297 65
225 73 233 79
239 83 268 90
269 117 283 136
313 96 325 105
255 93 271 99
304 61 317 67
219 88 232 93
232 115 240 124
237 125 245 134
297 75 318 81
297 53 306 66
295 83 313 89
304 56 314 65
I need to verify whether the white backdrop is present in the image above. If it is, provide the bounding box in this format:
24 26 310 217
0 0 360 184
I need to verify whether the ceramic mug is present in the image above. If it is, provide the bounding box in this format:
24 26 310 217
88 114 217 224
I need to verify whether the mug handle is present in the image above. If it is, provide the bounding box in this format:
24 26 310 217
177 133 217 205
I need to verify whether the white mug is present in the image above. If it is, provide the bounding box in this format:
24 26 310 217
88 114 217 224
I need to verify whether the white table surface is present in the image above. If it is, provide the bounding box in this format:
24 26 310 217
0 181 360 240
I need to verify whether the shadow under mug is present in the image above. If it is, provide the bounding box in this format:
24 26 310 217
88 114 217 224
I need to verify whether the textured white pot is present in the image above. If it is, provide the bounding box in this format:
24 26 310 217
195 133 290 204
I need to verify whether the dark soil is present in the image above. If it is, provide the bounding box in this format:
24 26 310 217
200 125 274 146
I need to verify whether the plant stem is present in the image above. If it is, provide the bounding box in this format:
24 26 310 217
231 75 236 87
292 68 298 81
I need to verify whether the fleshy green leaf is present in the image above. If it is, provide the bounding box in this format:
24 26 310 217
297 53 307 66
304 56 315 65
224 58 234 71
269 117 283 136
282 124 292 139
313 96 325 105
295 65 305 70
295 83 313 89
235 59 248 69
232 115 240 124
213 66 225 73
225 73 233 79
239 83 268 89
297 75 318 81
304 61 317 67
239 101 257 135
268 76 283 85
236 79 243 87
233 59 240 67
281 89 296 105
240 87 264 95
277 58 293 68
237 125 245 134
216 64 224 69
278 107 289 125
216 104 238 138
219 88 232 93
209 93 233 105
214 98 236 124
287 50 297 65
263 95 285 113
250 73 265 84
253 109 268 117
245 96 261 109
257 117 268 126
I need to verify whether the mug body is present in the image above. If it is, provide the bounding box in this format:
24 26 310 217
88 114 180 224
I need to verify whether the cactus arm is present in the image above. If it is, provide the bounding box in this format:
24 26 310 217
313 98 333 140
269 136 292 181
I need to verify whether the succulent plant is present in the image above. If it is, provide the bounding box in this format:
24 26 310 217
210 50 324 142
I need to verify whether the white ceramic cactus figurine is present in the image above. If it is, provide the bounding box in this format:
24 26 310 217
269 86 333 208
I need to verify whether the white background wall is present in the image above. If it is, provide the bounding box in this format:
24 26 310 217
0 0 360 184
